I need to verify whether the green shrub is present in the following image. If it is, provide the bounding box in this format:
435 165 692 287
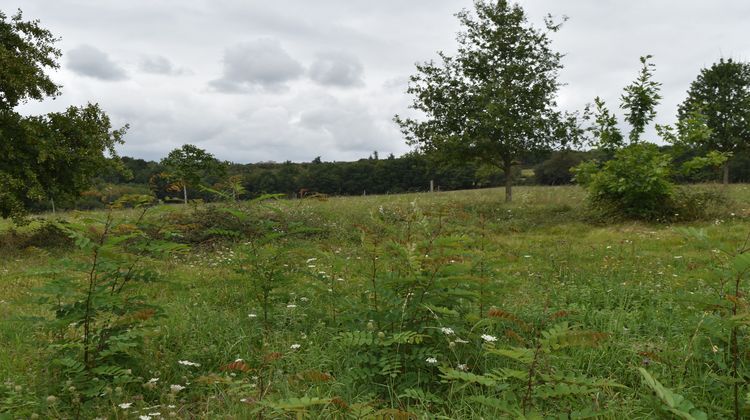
534 150 586 185
573 143 675 221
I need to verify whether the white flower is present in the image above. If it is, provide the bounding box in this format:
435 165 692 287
147 378 159 384
178 360 200 367
481 334 498 343
139 416 152 420
290 343 301 350
286 304 297 308
454 338 469 344
300 297 309 302
425 357 438 365
248 313 257 318
119 402 132 409
170 384 185 393
457 364 468 371
440 327 455 336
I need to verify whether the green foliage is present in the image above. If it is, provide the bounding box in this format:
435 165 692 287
0 10 60 110
0 10 127 222
678 58 750 182
34 206 186 412
574 143 674 221
534 150 587 185
639 368 707 420
588 97 624 150
621 55 662 143
396 0 567 201
160 144 224 204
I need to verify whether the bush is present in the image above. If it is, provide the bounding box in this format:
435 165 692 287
534 150 587 185
573 144 675 221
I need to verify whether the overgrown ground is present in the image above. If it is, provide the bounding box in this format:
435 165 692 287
2 185 750 419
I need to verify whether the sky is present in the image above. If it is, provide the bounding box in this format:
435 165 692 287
9 0 750 163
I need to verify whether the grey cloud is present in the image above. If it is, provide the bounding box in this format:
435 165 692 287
309 51 364 87
139 55 187 75
210 38 304 93
297 101 389 153
67 44 127 81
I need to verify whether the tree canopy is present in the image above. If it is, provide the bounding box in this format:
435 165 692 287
677 58 750 183
161 144 223 204
0 9 126 220
396 0 568 202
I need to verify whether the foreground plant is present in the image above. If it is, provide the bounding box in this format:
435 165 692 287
35 199 186 413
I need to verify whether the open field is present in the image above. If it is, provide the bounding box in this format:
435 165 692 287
2 184 750 418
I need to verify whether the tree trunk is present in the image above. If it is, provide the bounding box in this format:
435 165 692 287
723 162 730 185
504 160 513 203
183 183 188 205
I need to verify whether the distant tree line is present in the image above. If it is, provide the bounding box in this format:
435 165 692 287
31 144 741 212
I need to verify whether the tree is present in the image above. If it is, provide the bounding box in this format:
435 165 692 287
160 144 222 204
0 10 127 220
396 0 567 202
677 58 750 184
620 55 662 143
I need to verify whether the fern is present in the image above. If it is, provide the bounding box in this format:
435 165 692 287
639 368 707 420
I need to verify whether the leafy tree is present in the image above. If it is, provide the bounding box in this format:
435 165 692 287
575 56 675 220
0 10 60 110
677 58 750 184
160 144 222 204
396 0 567 202
620 55 662 143
0 10 126 220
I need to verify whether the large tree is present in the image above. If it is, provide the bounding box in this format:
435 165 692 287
396 0 567 202
0 10 127 220
677 58 750 184
161 144 222 204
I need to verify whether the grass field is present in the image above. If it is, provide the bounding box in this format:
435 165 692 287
2 184 750 418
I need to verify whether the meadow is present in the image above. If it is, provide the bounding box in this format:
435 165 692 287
1 184 750 419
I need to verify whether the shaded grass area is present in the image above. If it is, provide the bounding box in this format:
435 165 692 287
1 184 748 418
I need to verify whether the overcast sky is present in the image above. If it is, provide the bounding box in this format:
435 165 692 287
10 0 750 163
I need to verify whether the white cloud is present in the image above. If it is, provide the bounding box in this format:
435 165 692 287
309 51 364 87
67 44 127 81
210 38 304 93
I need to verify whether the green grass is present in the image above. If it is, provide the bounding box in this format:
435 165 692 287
1 184 749 418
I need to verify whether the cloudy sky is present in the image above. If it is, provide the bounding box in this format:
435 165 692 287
11 0 750 163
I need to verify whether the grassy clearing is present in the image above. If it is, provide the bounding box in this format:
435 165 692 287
1 184 749 418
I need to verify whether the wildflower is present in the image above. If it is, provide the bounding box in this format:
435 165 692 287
425 357 438 365
454 338 469 344
712 345 719 353
178 360 200 367
300 297 309 302
248 313 257 318
457 364 468 371
46 395 58 404
118 402 132 409
170 384 185 393
290 343 301 350
147 378 159 384
286 304 297 308
440 327 455 336
481 334 497 343
140 416 152 420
